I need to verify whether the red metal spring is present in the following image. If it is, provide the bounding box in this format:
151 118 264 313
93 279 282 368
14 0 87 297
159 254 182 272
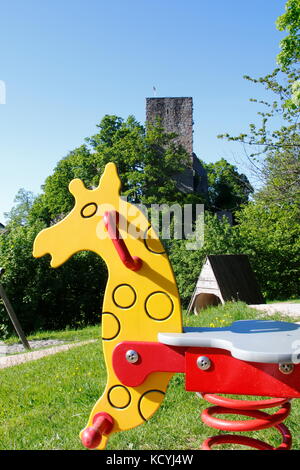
200 393 292 450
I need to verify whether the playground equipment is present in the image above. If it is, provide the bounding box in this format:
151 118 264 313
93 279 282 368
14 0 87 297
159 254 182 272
0 267 30 350
33 163 300 450
187 254 265 314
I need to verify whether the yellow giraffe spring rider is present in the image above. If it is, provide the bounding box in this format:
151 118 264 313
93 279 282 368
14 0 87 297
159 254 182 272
33 163 300 450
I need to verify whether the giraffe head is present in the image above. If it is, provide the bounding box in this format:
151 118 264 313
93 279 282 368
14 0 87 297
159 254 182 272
33 162 126 267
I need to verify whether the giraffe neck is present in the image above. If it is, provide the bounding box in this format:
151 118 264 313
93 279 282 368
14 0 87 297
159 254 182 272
102 248 182 344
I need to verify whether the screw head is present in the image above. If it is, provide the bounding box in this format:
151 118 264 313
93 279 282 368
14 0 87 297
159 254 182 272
279 363 294 375
125 349 139 364
197 356 211 371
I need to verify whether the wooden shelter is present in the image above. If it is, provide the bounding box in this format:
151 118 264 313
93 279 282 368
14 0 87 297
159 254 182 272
187 255 265 314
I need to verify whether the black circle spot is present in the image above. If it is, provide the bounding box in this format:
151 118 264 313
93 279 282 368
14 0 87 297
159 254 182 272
107 385 131 409
143 226 166 254
144 291 174 321
101 312 121 341
112 284 137 309
137 389 165 421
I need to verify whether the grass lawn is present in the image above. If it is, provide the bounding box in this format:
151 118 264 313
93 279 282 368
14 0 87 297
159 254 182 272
3 324 100 346
1 302 300 451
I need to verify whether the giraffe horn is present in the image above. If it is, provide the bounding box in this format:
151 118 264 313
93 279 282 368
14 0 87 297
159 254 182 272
98 163 121 195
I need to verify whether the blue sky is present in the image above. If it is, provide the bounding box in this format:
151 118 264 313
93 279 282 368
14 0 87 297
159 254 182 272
0 0 286 222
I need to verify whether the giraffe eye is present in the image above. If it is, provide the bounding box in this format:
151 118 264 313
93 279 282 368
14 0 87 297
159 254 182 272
81 203 98 218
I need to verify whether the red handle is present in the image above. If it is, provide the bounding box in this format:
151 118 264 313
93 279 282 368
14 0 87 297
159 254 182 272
104 211 142 271
81 412 114 449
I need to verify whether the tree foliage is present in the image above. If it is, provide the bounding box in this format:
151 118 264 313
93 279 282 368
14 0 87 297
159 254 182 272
202 158 253 214
218 67 300 212
276 0 300 70
219 68 300 153
4 189 36 226
236 202 300 300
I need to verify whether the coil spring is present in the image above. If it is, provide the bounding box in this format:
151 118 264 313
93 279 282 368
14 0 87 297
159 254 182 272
200 393 292 450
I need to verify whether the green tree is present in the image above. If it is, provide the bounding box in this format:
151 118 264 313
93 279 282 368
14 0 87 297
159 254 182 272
236 202 300 300
218 67 300 210
203 158 253 214
219 0 300 177
256 136 300 209
276 0 300 70
4 189 35 226
276 0 300 106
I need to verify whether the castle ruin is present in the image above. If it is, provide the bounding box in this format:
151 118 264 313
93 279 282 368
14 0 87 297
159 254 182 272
146 97 207 195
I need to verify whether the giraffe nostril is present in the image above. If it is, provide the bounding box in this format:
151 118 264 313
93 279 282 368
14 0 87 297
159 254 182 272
81 202 98 218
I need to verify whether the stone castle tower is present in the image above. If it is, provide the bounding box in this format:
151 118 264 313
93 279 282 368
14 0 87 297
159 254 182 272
146 97 207 194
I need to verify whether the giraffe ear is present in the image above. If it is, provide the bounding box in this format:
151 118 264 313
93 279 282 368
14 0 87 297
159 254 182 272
99 163 121 194
69 178 86 197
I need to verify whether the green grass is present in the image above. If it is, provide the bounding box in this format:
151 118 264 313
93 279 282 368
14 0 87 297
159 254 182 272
266 299 300 304
184 301 300 326
1 302 300 450
3 325 100 346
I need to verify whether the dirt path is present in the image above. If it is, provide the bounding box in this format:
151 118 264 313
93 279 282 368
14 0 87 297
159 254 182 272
0 339 98 369
249 303 300 317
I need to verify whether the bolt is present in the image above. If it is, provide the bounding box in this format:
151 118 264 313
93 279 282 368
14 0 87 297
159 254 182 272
197 356 211 371
125 349 139 364
279 363 294 375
